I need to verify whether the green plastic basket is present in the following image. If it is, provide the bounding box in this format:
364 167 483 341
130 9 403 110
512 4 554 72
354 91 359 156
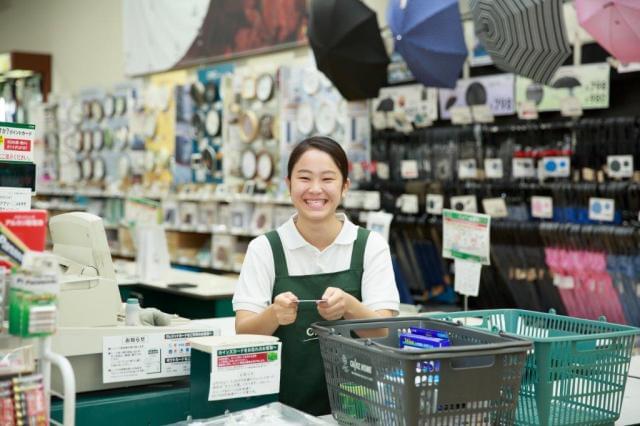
428 309 640 426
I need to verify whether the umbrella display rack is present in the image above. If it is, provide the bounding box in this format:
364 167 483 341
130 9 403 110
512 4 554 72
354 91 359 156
429 309 640 426
312 317 532 426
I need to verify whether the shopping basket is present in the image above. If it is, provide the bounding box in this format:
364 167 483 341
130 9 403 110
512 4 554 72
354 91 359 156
428 309 640 426
312 316 532 425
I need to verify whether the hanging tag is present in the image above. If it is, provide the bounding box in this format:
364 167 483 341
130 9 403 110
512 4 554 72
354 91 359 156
450 106 473 125
400 160 419 179
588 197 615 222
561 96 583 117
517 101 538 120
443 209 490 265
482 198 508 218
450 195 477 213
512 158 536 178
553 274 575 289
376 162 390 180
471 105 494 123
531 196 553 219
454 259 482 297
363 191 381 210
400 194 419 214
606 155 633 179
457 159 478 180
541 156 571 178
426 194 444 215
343 191 365 209
484 158 504 179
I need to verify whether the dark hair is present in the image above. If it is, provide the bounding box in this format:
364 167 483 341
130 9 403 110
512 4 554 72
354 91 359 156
287 136 348 182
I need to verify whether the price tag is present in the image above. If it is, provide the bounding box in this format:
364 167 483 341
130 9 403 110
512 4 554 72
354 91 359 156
400 194 419 214
561 96 583 117
343 190 365 209
454 259 483 297
376 162 390 180
482 198 508 218
588 197 615 222
426 194 443 215
531 196 553 219
471 105 494 123
0 187 31 211
541 156 571 178
484 158 504 179
457 159 478 180
512 158 536 178
553 274 575 289
450 195 477 213
450 106 473 125
363 191 381 210
400 160 419 179
442 209 491 265
606 155 633 179
517 101 538 120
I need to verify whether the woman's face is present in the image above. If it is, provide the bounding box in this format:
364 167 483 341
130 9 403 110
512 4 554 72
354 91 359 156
286 149 349 223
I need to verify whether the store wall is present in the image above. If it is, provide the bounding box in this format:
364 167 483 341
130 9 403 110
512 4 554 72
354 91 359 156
0 0 391 95
0 0 124 94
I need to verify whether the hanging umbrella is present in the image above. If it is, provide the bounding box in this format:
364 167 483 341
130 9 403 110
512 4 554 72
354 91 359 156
387 0 467 89
575 0 640 64
308 0 390 101
470 0 571 85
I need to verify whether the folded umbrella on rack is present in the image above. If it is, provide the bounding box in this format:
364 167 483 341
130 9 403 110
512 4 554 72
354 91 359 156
575 0 640 64
308 0 390 100
387 0 467 88
470 0 571 84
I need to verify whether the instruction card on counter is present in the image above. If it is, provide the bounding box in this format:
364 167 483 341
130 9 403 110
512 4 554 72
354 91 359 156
103 330 216 383
442 209 491 265
209 343 282 401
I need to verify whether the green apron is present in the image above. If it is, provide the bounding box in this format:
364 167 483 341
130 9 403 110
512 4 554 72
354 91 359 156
266 227 370 416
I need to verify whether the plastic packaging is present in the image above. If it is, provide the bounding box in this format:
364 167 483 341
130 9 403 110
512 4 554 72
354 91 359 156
125 298 140 326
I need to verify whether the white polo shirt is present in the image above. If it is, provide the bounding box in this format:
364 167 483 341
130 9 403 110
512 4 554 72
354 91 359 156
232 213 400 314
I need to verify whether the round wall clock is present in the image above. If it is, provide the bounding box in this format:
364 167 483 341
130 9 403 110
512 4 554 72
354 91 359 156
241 76 257 100
82 131 93 152
114 96 127 116
103 95 116 118
92 129 104 151
69 102 83 125
256 73 274 102
204 82 217 103
66 132 83 152
91 101 104 121
303 68 320 95
296 103 314 135
239 110 259 143
93 158 106 181
316 101 337 134
205 109 221 137
240 149 257 179
256 151 274 181
81 157 93 180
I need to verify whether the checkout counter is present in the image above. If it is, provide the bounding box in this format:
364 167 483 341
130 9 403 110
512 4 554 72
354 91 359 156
44 212 239 425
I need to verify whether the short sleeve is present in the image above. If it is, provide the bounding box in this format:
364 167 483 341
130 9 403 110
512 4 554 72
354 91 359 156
232 235 275 313
361 231 400 312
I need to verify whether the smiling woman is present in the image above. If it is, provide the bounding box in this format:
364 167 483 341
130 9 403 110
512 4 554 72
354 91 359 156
232 136 400 416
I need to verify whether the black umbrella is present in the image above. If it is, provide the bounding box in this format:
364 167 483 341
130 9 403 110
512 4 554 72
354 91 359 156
308 0 390 100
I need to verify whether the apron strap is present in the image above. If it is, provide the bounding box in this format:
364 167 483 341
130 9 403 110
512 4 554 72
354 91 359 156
350 227 370 271
265 230 289 277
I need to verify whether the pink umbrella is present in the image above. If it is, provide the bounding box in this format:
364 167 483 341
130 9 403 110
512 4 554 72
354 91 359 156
575 0 640 64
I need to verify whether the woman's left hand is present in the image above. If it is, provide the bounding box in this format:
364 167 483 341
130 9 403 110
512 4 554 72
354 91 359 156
317 287 353 321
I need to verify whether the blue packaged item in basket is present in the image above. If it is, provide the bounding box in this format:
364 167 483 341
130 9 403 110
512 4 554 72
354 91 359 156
409 327 449 341
399 333 450 349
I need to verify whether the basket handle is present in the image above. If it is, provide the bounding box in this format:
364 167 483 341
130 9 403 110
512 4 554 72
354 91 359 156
365 339 530 358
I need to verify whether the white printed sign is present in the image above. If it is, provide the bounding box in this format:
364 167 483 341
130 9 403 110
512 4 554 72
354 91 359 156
0 122 35 162
400 194 419 214
512 158 536 178
439 74 516 120
484 158 504 179
442 209 491 265
426 194 444 215
400 160 419 179
607 155 633 179
458 159 478 180
103 330 216 383
454 259 483 297
0 187 31 211
588 197 615 222
541 156 571 178
450 195 478 213
531 196 553 219
482 198 508 218
208 343 282 401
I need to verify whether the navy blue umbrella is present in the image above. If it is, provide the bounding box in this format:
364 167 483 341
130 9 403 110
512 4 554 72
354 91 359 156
387 0 468 89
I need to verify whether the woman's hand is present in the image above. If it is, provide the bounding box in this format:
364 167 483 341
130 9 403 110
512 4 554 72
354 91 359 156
272 291 299 325
317 287 354 321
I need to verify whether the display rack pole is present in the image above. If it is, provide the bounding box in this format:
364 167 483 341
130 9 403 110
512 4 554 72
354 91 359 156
38 336 76 426
463 295 468 312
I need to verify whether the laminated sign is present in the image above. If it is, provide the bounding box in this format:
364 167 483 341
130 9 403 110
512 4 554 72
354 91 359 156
209 343 282 401
0 122 35 162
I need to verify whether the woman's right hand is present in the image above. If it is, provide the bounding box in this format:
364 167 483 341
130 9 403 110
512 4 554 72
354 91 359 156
272 292 299 325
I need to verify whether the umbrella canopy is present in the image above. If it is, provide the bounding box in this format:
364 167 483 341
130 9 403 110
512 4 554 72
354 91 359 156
387 0 467 89
575 0 640 64
308 0 390 101
471 0 571 85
